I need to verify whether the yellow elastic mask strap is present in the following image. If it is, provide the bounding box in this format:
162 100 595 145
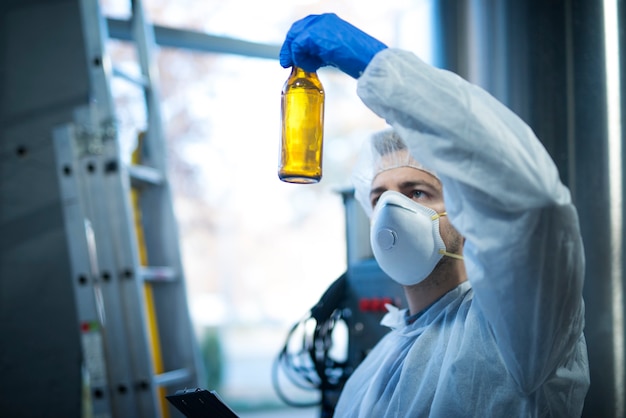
439 249 464 260
431 212 465 261
430 211 447 221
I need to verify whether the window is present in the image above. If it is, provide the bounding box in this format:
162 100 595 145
103 0 434 414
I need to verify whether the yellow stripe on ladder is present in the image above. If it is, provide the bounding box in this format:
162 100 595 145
131 133 170 418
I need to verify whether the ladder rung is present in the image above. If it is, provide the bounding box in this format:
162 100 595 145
128 164 164 187
112 66 149 88
140 266 177 282
154 368 192 387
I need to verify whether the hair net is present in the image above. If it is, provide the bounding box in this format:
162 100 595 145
351 129 437 217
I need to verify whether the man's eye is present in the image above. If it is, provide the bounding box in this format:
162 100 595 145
371 196 380 207
410 190 425 200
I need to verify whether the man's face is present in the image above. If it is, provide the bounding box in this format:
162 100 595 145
369 166 463 256
370 166 444 214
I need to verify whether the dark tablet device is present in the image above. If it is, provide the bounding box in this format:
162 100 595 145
166 388 239 418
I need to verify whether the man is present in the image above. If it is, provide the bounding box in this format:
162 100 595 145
280 13 589 417
355 129 467 317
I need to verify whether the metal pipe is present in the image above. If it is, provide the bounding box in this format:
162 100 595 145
603 1 625 415
106 17 281 60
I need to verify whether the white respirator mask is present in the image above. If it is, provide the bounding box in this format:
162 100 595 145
370 190 461 286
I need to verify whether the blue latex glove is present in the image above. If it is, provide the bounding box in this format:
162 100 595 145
279 13 388 79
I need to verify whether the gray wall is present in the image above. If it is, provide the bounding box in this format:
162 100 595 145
0 0 90 415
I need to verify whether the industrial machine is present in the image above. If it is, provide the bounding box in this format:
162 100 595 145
272 190 405 417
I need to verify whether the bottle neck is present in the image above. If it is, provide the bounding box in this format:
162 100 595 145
286 66 324 92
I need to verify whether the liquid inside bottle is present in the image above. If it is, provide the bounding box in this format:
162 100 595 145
279 66 325 184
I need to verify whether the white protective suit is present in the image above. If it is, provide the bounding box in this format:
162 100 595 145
334 49 590 417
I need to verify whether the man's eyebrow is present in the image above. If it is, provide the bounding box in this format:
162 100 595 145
370 180 439 198
369 186 387 198
398 180 439 190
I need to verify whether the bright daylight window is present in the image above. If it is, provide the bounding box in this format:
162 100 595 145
102 0 434 414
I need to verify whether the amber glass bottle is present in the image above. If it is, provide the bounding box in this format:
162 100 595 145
278 66 325 183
